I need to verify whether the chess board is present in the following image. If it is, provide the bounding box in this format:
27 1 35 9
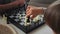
7 13 45 33
6 0 45 33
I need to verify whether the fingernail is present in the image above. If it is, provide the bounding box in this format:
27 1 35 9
30 15 33 18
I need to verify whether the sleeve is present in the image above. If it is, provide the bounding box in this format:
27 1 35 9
28 0 56 7
48 0 60 8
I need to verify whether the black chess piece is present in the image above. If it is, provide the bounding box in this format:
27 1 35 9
27 17 30 22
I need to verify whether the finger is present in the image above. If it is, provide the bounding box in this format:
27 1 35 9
26 12 31 16
26 10 30 14
27 12 31 15
26 8 32 15
26 7 30 12
30 15 33 19
26 11 31 17
26 6 31 14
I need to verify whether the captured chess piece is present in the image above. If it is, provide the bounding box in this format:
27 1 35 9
0 24 17 34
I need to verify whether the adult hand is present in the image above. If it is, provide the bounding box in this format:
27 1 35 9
26 5 43 19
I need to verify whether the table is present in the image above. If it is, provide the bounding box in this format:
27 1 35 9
0 18 54 34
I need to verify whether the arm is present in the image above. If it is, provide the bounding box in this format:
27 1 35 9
0 0 25 9
26 5 47 19
26 6 44 19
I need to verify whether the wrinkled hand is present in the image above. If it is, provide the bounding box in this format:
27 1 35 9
26 6 43 19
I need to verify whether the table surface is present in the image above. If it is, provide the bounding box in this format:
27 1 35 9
0 18 54 34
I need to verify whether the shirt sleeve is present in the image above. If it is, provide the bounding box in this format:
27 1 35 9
28 0 56 7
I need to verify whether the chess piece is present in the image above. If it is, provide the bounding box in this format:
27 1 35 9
24 17 31 26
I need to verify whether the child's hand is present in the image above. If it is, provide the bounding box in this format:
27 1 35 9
17 0 25 6
26 6 43 19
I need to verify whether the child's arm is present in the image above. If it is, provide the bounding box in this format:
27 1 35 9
0 0 25 9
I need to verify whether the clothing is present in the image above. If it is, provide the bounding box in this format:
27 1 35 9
29 0 56 7
0 0 15 4
49 0 60 8
44 0 60 14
